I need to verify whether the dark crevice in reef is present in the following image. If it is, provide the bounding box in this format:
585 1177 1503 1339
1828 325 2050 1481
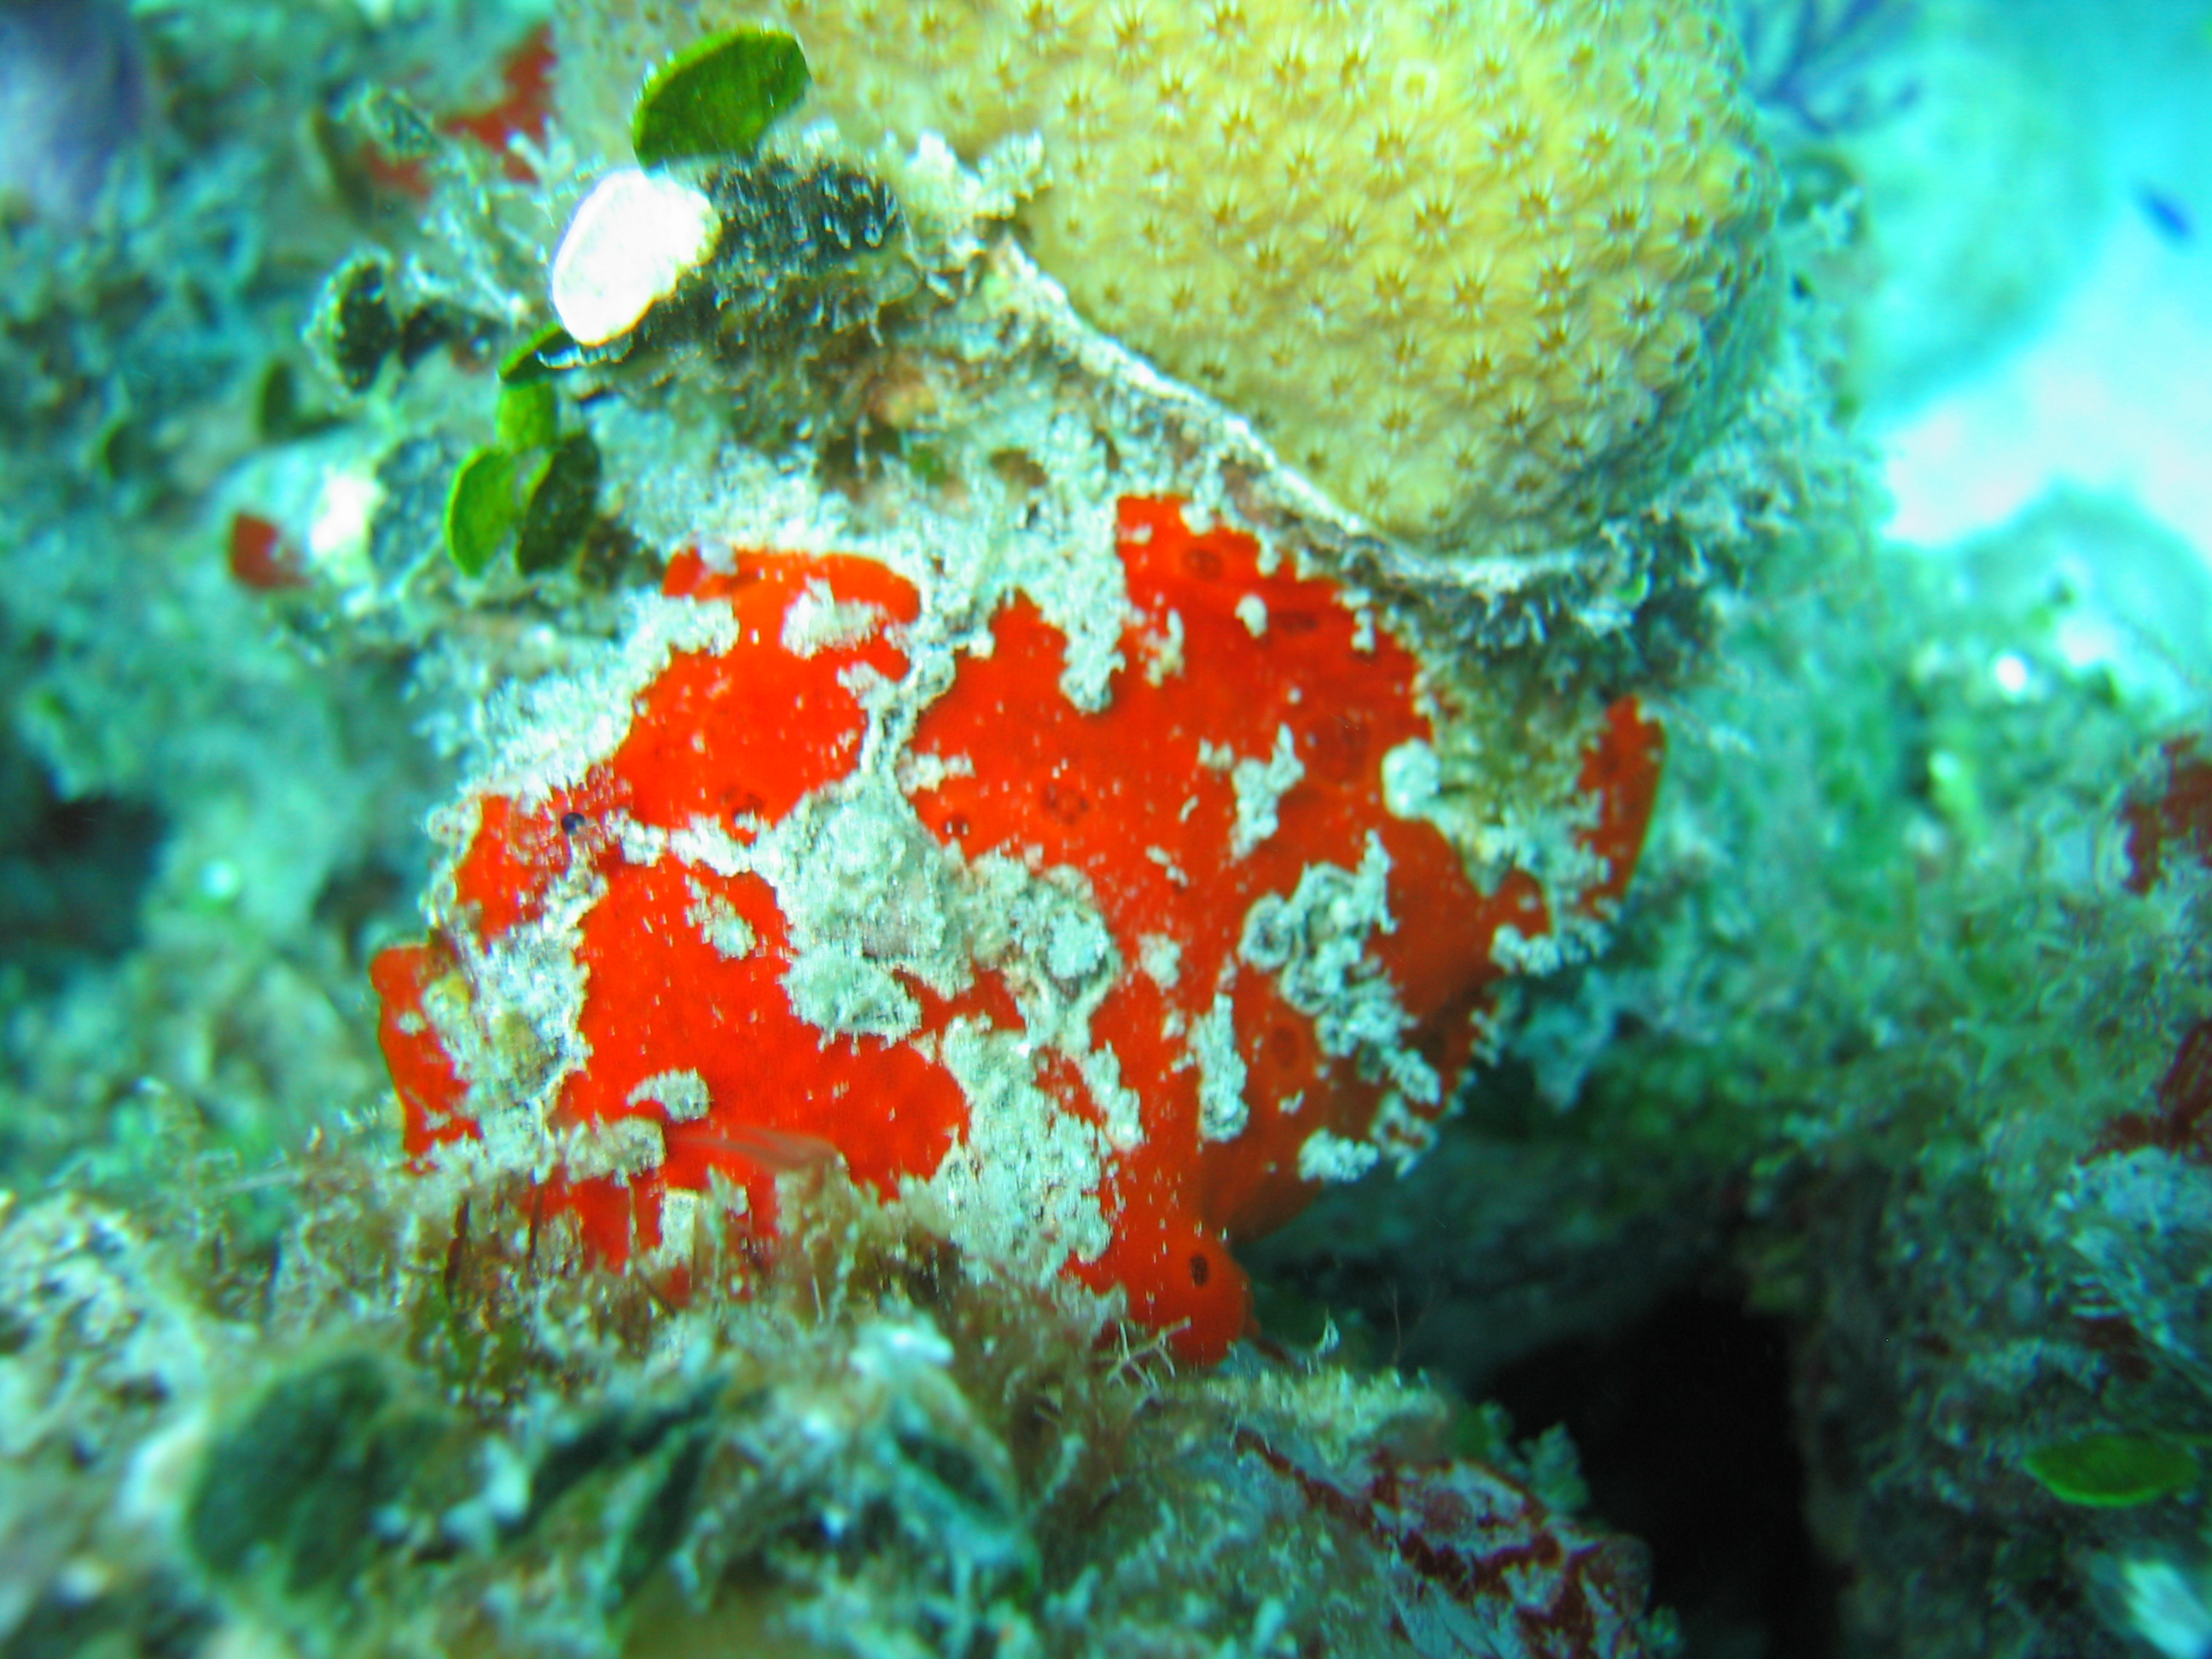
0 727 166 992
1485 1288 1841 1659
313 854 421 972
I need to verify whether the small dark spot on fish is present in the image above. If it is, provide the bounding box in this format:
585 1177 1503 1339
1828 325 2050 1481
2139 186 2192 246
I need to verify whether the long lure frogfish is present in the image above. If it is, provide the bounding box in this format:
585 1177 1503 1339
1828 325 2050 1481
372 495 1660 1361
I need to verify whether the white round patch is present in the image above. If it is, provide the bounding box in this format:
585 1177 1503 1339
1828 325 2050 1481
550 169 721 347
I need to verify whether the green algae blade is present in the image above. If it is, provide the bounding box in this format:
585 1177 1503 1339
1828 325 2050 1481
445 448 521 577
2024 1433 2198 1507
515 433 602 576
632 30 808 168
496 378 559 452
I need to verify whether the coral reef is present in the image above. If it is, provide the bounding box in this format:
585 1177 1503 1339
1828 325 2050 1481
557 0 1780 554
1262 483 2212 1655
0 0 522 1181
5 0 2204 1655
333 0 1824 1378
1623 499 2212 1657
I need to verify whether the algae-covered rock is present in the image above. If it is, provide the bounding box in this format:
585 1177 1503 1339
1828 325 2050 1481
0 1167 1670 1659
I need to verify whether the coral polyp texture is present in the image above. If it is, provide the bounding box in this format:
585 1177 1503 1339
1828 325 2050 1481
374 498 1661 1361
559 0 1778 551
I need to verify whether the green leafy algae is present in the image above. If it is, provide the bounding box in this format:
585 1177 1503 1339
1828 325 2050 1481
514 433 603 576
2024 1432 2199 1508
444 447 521 578
495 378 559 452
632 30 809 168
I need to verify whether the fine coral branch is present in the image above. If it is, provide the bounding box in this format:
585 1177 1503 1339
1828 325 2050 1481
1737 0 1923 136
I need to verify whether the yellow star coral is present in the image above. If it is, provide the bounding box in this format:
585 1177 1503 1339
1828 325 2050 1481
562 0 1777 553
